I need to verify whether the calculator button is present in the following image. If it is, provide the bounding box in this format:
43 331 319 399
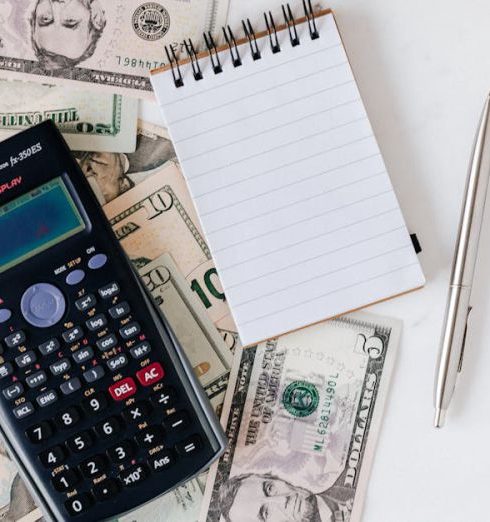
65 269 85 286
164 411 189 432
109 377 137 401
5 330 25 348
72 346 94 364
151 386 177 409
65 493 92 516
119 321 141 340
92 478 120 502
82 392 108 415
26 370 47 388
136 362 164 387
14 402 35 420
88 253 108 270
36 389 58 408
75 294 96 312
39 445 66 468
149 449 175 472
135 426 164 447
67 431 94 453
109 301 130 319
107 440 135 464
107 353 128 372
0 309 11 323
56 406 81 429
49 357 71 376
119 464 149 488
86 313 107 332
26 421 53 443
175 435 203 457
38 338 60 356
2 382 23 400
83 365 105 383
21 283 66 328
98 282 120 299
96 416 122 439
130 341 152 360
80 455 108 479
53 469 80 492
15 350 36 368
0 363 13 379
62 326 84 344
122 401 151 424
60 377 82 396
96 333 117 352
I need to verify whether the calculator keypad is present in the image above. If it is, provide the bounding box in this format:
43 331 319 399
0 260 214 522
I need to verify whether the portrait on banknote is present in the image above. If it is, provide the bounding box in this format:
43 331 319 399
76 123 176 203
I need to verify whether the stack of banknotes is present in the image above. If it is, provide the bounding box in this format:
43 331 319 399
0 2 402 521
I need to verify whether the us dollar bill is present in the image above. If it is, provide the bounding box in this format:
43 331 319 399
0 443 42 522
0 79 138 152
101 129 240 351
200 312 401 522
0 0 229 98
139 253 232 411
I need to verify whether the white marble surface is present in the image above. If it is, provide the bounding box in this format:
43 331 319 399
142 1 490 520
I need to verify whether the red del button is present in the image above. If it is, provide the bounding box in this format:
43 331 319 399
109 377 137 401
136 362 164 387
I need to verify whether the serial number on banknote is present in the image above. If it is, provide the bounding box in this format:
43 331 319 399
115 56 165 70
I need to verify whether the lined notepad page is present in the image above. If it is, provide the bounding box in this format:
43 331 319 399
151 11 425 346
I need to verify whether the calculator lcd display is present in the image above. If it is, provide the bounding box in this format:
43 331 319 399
0 177 85 273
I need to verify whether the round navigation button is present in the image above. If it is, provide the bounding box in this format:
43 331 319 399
21 284 66 328
0 309 12 324
88 254 107 270
65 269 85 286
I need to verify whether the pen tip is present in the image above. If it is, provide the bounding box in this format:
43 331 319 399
434 408 446 428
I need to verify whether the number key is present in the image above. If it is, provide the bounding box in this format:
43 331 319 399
65 493 92 516
96 416 122 439
82 392 108 415
26 421 53 444
80 455 108 479
67 431 93 453
52 468 79 492
55 406 81 429
107 440 135 464
39 445 66 468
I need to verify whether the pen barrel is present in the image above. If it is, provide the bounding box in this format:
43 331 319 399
451 98 490 287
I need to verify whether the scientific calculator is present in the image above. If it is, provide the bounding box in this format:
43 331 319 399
0 121 226 521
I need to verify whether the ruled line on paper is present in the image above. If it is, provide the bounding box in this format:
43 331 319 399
199 153 382 216
193 134 377 198
206 170 386 235
187 116 369 181
237 262 420 327
232 244 412 308
179 96 362 162
175 79 356 144
214 190 394 257
224 220 404 290
161 42 342 110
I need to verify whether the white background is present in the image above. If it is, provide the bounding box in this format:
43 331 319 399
143 1 490 520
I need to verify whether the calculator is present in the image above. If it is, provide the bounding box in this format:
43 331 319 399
0 121 227 521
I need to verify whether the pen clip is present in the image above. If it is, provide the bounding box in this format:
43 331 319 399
458 306 472 372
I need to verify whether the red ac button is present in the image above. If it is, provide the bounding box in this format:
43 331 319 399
136 362 164 387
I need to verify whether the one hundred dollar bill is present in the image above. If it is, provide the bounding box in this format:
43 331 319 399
100 125 240 350
0 0 229 98
0 79 138 152
200 312 401 522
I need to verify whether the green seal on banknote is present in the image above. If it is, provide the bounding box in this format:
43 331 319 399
282 381 319 418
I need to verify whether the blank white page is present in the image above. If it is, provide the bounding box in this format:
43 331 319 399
151 10 425 346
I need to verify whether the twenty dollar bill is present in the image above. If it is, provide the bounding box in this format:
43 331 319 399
0 80 138 152
200 312 401 522
0 0 229 98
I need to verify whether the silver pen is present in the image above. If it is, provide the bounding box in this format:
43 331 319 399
434 94 490 428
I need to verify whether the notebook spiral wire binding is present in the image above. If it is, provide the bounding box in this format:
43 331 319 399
165 0 319 88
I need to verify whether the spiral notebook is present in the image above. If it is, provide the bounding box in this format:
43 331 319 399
150 3 425 346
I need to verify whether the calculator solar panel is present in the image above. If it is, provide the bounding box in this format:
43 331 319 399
0 121 226 521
